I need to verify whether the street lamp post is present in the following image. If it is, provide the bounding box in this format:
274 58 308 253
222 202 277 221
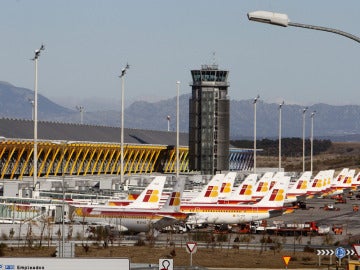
167 115 171 132
76 105 85 124
176 81 180 178
253 95 260 174
302 107 308 172
119 64 130 185
247 11 360 43
278 101 284 171
53 140 75 258
310 111 316 174
31 44 45 194
28 98 34 121
61 142 66 258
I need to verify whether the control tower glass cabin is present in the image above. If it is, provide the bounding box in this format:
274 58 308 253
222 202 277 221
189 65 230 175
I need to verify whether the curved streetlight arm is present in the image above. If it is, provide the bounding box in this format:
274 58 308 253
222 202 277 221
248 11 360 43
288 22 360 44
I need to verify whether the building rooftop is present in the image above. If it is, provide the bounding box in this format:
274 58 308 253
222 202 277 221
0 118 189 146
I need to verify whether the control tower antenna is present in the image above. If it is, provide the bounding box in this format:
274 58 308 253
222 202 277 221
211 51 217 66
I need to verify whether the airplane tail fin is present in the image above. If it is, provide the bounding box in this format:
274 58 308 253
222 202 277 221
189 174 225 203
252 172 274 199
224 173 257 201
259 171 275 181
268 172 285 190
346 169 356 186
161 178 186 212
255 176 290 208
307 170 327 196
325 169 335 187
219 172 237 199
329 168 353 195
287 171 311 194
352 171 360 188
125 176 166 209
315 170 334 197
333 168 349 185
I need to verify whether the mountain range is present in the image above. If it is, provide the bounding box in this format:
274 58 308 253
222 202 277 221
1 81 360 141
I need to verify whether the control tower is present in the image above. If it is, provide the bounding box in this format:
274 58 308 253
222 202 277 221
188 64 230 175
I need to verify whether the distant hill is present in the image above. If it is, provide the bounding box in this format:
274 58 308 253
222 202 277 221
0 81 73 120
1 81 360 141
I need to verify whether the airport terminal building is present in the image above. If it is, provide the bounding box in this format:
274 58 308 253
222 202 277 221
0 118 253 180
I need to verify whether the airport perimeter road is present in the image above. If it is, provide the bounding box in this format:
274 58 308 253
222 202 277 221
267 194 360 240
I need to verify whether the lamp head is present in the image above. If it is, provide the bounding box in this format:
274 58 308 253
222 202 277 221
33 44 45 60
247 11 289 27
119 63 130 78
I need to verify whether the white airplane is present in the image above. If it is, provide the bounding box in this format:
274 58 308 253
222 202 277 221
70 176 188 233
322 169 336 196
351 171 360 190
251 172 274 200
104 176 167 207
305 169 333 198
181 176 290 225
183 173 225 204
328 168 349 194
217 173 258 204
284 171 312 204
306 170 328 199
106 176 168 207
181 172 237 205
123 176 167 209
330 168 354 195
218 172 238 200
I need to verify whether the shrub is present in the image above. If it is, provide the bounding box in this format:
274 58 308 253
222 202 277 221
134 239 146 246
75 232 82 241
303 245 315 253
0 243 7 257
216 234 228 242
1 233 8 241
191 232 211 242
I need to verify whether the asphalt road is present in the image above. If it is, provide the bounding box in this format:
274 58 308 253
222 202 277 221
264 193 360 244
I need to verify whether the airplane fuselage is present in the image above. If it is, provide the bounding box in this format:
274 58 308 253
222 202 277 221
181 205 283 225
71 206 187 233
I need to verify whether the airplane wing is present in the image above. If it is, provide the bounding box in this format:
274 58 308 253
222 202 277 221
269 209 283 218
184 213 208 225
152 216 180 230
86 221 129 232
152 212 192 230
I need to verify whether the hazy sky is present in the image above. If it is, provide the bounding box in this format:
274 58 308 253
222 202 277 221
1 1 360 110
